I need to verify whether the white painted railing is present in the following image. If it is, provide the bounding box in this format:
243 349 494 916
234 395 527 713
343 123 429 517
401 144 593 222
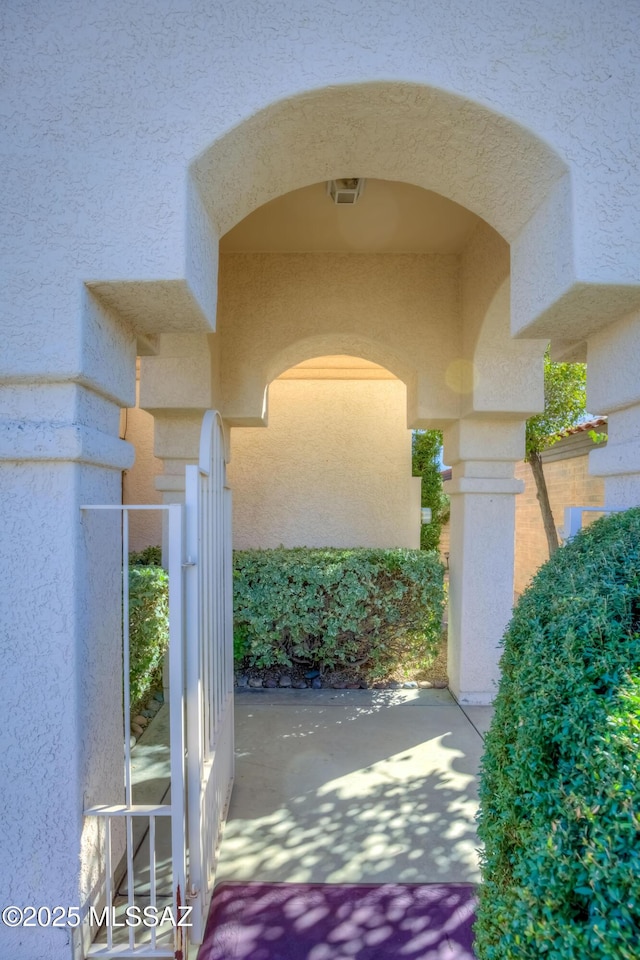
80 505 187 959
184 411 235 944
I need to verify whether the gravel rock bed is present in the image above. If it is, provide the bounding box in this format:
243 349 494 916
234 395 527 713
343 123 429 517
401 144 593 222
129 689 164 745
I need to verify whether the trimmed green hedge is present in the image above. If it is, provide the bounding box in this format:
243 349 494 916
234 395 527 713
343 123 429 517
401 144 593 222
128 563 168 714
233 547 444 678
476 508 640 960
129 545 162 567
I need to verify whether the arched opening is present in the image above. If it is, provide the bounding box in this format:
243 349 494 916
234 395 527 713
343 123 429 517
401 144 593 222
213 176 525 431
191 81 566 249
228 354 420 551
132 80 571 706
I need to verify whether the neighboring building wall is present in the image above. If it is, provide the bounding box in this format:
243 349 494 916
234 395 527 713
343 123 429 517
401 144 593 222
438 518 451 566
228 377 421 549
513 430 606 597
122 371 163 551
440 429 607 599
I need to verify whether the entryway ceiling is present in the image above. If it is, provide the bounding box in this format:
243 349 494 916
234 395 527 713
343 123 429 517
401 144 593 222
220 179 481 254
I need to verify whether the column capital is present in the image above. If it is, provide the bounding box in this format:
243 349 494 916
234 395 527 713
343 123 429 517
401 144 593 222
139 334 213 414
155 473 186 494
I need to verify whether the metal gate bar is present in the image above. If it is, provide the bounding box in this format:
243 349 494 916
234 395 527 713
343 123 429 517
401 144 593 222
560 505 629 542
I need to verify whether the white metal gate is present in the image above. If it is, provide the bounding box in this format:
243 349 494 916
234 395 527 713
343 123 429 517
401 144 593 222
82 504 188 960
81 410 234 958
184 410 235 943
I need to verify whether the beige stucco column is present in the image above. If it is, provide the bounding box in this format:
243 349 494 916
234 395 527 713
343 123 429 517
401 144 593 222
152 413 205 501
139 333 226 570
587 311 640 507
443 418 525 705
139 332 218 499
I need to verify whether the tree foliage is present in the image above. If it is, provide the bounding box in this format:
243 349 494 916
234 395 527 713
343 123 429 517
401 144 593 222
412 430 450 551
525 352 588 557
525 352 587 461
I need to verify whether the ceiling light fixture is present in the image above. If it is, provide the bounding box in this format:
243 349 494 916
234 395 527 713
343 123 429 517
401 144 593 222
327 178 365 205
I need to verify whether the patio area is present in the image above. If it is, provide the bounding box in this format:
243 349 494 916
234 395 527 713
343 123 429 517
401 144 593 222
217 687 492 888
122 686 492 957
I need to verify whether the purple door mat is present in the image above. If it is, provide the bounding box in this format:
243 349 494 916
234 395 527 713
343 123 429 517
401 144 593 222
197 882 477 960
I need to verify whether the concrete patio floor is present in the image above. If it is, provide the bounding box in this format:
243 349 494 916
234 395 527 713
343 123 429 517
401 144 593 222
216 688 493 887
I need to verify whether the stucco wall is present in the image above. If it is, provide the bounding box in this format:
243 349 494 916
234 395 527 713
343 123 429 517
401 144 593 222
228 378 421 549
6 2 640 355
217 252 461 426
4 3 640 951
0 460 126 958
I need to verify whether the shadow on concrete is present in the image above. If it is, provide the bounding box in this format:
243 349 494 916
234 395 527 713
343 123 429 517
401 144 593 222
217 689 486 886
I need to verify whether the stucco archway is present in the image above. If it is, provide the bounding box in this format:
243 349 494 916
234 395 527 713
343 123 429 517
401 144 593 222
190 81 565 244
131 81 577 441
263 334 418 428
136 80 580 705
228 352 420 551
186 81 570 338
91 81 575 352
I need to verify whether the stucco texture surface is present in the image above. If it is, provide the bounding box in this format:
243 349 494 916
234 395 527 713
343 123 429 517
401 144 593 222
4 0 640 378
218 253 460 425
0 463 124 958
440 442 607 598
228 378 420 550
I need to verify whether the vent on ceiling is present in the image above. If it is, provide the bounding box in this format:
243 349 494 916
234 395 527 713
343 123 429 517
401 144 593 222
327 178 365 204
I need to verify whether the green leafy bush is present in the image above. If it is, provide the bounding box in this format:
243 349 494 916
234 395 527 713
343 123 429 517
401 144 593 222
233 547 444 677
476 508 640 960
412 430 450 552
128 565 169 714
129 545 162 567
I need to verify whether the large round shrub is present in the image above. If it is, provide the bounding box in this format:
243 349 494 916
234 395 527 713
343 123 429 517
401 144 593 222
476 508 640 960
